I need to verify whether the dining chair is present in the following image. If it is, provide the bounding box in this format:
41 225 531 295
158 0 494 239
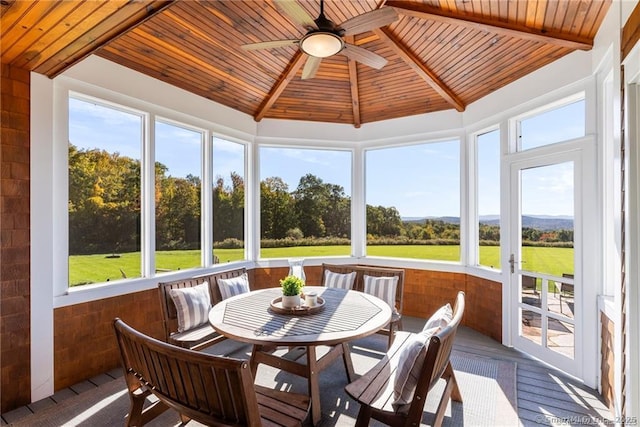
345 291 465 427
555 273 575 314
522 274 539 299
321 263 405 348
113 318 310 426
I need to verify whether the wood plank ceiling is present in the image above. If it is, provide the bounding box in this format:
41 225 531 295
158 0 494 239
1 0 611 128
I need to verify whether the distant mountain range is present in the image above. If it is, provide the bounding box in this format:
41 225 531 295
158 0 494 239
402 215 574 230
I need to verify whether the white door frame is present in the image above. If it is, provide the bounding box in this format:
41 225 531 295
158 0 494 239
506 142 598 386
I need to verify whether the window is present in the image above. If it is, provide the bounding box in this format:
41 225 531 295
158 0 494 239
477 129 501 269
365 140 460 261
259 147 352 258
212 137 246 263
67 93 249 288
517 97 585 151
68 96 143 286
155 121 203 273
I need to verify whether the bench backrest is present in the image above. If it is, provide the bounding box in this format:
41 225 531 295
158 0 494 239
157 267 247 342
113 318 262 426
321 263 405 313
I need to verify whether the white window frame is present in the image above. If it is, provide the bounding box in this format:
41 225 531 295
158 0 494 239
470 125 502 271
154 116 211 271
512 92 587 153
50 81 252 305
211 135 250 263
363 137 464 264
255 143 355 261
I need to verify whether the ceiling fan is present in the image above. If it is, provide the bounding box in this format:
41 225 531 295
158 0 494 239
241 0 398 79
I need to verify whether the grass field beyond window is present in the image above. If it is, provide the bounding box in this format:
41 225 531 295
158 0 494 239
69 245 573 286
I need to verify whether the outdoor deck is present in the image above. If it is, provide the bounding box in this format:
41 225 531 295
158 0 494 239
451 326 612 426
1 319 612 426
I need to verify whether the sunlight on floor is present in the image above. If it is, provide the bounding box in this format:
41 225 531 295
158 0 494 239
64 389 127 425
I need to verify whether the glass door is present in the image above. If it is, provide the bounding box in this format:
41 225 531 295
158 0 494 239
510 157 580 377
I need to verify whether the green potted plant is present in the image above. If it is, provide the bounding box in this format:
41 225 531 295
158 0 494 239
280 275 304 308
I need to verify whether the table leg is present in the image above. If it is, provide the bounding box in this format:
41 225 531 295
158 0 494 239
306 346 322 426
249 344 261 378
341 342 356 383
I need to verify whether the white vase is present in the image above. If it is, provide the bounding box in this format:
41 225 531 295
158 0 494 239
288 258 306 282
281 294 301 308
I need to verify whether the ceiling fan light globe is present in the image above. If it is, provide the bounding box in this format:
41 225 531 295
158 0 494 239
300 32 343 58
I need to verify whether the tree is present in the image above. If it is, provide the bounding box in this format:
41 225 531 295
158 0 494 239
261 177 296 239
479 223 500 242
293 174 330 238
156 172 201 250
68 143 141 254
367 205 402 237
322 183 350 237
213 173 244 242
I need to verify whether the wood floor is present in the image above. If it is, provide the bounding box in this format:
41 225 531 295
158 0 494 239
1 320 613 426
442 324 612 426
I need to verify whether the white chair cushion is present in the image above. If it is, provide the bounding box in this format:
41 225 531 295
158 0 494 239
169 282 211 333
393 302 454 413
392 327 437 413
363 274 399 311
217 273 250 300
323 270 356 290
422 303 453 332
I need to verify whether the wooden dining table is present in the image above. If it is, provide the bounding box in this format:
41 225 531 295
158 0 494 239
208 286 392 426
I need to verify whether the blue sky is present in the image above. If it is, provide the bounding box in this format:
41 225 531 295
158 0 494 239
366 141 460 217
69 96 580 219
156 121 201 178
260 147 351 194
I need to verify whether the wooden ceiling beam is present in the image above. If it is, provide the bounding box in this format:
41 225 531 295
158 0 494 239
345 36 361 128
386 1 593 51
45 0 177 78
373 27 465 112
255 51 307 122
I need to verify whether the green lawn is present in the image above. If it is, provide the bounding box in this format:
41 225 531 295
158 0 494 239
69 245 574 286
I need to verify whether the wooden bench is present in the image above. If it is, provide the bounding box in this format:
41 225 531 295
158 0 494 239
321 263 405 347
345 291 465 427
157 267 247 350
113 318 310 427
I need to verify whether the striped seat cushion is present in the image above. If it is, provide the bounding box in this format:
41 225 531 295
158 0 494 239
169 282 212 333
422 303 453 332
217 273 250 300
392 327 437 413
363 275 399 312
393 303 454 413
323 270 357 290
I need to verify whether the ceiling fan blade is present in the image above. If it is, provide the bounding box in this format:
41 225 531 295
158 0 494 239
274 0 317 30
241 39 299 51
301 55 322 80
339 8 398 36
340 43 387 69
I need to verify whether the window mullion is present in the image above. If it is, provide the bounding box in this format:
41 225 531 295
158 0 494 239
142 113 155 277
246 141 259 261
203 131 213 266
352 146 365 258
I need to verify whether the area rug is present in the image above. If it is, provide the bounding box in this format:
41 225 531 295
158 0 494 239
9 337 518 426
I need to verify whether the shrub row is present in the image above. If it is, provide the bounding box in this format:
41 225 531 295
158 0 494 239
212 237 574 249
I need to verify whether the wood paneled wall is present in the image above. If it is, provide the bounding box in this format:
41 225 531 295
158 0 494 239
254 265 502 342
50 266 502 393
53 289 165 390
1 63 31 411
600 312 615 411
